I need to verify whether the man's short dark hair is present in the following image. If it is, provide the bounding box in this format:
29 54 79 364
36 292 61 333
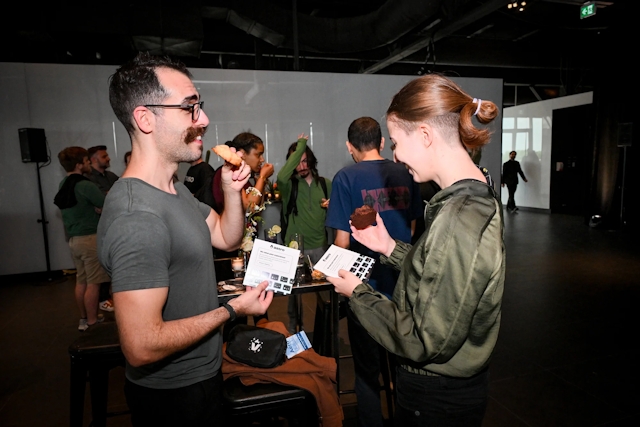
347 117 382 152
58 147 88 172
108 52 192 134
510 151 517 156
88 145 107 159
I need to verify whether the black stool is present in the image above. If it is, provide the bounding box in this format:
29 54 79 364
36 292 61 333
68 321 127 427
223 376 319 426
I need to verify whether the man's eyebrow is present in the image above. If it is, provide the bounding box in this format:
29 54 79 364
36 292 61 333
181 94 199 104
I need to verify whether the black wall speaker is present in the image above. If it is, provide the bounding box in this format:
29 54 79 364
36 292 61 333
19 128 48 163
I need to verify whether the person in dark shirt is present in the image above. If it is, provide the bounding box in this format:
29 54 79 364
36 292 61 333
501 150 528 212
86 145 119 195
184 157 216 208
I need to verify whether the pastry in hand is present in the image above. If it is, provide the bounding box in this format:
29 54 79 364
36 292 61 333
311 269 326 280
212 145 242 166
350 205 377 230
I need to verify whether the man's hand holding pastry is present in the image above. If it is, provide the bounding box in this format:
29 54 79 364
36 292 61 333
213 145 251 191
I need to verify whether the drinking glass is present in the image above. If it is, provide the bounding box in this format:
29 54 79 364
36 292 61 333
288 233 306 285
264 229 278 243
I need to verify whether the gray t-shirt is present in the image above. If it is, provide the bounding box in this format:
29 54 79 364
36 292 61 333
97 178 220 389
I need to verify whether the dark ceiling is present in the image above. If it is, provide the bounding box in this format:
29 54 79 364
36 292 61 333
3 0 632 106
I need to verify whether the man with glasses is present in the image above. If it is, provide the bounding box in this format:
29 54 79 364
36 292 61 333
98 52 273 426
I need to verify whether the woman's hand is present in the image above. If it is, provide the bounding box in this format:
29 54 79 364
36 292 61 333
259 162 274 180
297 133 309 141
351 212 396 257
327 269 362 297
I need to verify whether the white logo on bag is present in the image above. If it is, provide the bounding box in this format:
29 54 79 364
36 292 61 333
249 337 263 353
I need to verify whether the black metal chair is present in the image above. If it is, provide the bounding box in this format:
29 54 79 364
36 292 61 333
223 376 319 426
68 321 128 427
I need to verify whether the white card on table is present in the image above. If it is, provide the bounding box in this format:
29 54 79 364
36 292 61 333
313 244 375 281
242 238 300 295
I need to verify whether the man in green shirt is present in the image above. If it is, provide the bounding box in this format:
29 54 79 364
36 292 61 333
277 135 331 333
54 146 110 331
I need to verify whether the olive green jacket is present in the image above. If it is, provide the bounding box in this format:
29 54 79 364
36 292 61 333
350 179 505 377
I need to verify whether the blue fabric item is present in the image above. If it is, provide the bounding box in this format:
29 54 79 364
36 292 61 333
325 160 422 298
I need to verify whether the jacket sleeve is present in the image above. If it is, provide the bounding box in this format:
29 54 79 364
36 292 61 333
380 240 413 270
276 138 306 208
517 163 527 181
78 181 105 208
349 196 501 364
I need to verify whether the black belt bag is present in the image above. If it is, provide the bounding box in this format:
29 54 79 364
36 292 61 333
226 324 287 369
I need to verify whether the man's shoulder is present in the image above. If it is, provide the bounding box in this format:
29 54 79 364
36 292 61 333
101 180 174 225
106 170 119 178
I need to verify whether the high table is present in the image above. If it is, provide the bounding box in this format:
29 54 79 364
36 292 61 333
218 280 340 387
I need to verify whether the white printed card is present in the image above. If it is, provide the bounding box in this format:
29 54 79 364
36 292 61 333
313 244 375 281
242 238 300 295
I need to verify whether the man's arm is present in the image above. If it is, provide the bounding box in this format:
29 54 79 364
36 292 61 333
78 181 105 208
114 282 272 367
206 162 251 251
276 137 307 186
517 162 528 182
334 229 350 249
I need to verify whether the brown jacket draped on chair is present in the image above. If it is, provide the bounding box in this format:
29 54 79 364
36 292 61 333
222 320 344 427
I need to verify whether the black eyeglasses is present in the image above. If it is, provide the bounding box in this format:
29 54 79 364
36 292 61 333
144 101 204 122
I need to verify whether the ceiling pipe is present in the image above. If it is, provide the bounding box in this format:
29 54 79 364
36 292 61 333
362 0 507 74
202 0 447 53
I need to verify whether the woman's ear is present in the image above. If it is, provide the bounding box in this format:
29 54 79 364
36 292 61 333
133 106 153 134
418 123 433 149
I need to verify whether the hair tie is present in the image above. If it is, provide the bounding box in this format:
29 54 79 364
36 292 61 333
472 98 482 116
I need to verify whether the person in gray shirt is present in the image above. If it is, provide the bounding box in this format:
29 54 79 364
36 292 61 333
98 52 273 426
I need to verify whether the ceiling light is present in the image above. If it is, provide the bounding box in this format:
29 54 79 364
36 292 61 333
508 4 512 8
519 7 524 11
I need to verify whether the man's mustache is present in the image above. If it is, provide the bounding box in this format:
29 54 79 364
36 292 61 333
184 126 208 144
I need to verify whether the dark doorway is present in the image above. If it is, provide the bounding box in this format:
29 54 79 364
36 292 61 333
550 104 594 216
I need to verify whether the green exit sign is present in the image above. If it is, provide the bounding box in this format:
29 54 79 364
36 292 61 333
580 2 597 19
